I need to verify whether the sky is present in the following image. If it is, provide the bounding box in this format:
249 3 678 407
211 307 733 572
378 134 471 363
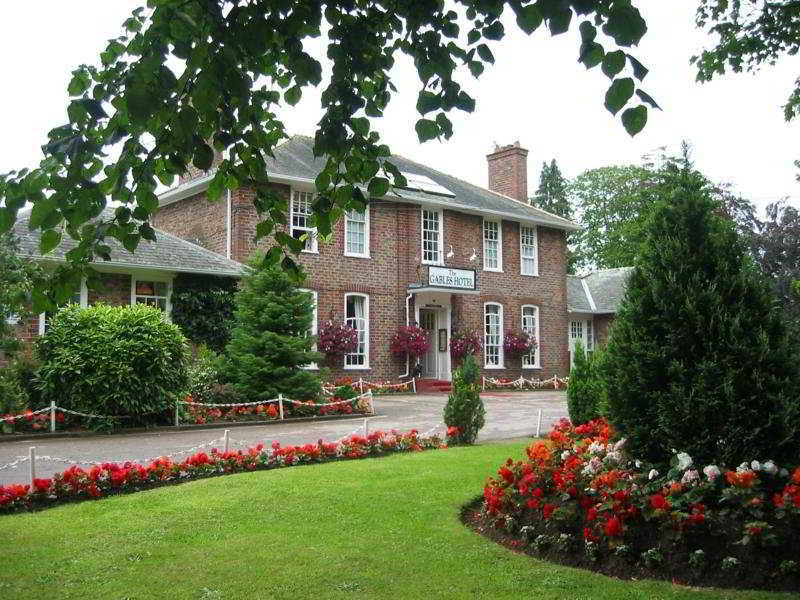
1 2 797 215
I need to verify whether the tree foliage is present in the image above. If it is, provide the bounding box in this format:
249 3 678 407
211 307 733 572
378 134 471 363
221 258 322 401
532 158 570 217
567 341 601 424
443 353 485 445
693 0 800 121
170 273 238 352
604 160 800 468
0 1 653 310
0 233 39 356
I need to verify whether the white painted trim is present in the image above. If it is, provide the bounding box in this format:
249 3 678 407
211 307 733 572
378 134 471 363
482 219 503 272
226 189 232 259
521 304 541 369
581 278 597 311
131 275 174 319
343 207 371 258
344 292 370 370
483 301 504 369
34 256 244 278
420 207 444 265
299 289 319 370
519 224 539 277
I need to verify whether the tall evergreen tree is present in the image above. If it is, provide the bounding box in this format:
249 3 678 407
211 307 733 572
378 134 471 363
604 159 800 468
221 259 322 401
532 159 570 218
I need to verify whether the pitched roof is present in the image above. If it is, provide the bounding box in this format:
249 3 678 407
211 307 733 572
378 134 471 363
12 208 247 278
567 267 633 314
161 135 579 232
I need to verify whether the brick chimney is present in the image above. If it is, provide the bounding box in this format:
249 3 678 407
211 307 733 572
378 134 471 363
486 141 529 202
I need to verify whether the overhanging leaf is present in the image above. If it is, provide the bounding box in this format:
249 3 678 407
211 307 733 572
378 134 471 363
602 50 626 79
40 229 62 254
621 105 648 136
636 89 662 110
604 77 635 115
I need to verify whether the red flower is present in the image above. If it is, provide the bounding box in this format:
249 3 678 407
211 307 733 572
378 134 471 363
32 478 52 494
650 493 669 511
498 467 514 484
603 516 622 537
542 503 556 519
583 527 598 542
586 507 597 521
526 498 540 510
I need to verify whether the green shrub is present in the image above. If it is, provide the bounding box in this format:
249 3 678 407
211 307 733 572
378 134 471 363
567 342 601 425
604 162 800 467
186 345 221 404
443 353 485 445
220 258 322 401
171 274 237 352
0 366 27 416
36 304 189 428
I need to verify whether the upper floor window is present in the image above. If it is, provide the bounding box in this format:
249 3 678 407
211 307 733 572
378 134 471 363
291 190 318 253
483 220 502 272
421 208 443 264
521 305 540 369
133 280 170 312
484 302 504 368
520 225 538 276
344 209 370 258
344 293 369 369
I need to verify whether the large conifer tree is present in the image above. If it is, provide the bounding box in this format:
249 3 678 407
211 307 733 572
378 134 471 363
532 159 571 219
604 160 800 468
222 259 322 401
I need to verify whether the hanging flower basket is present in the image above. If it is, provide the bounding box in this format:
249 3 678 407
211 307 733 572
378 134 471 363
318 320 359 357
390 325 430 358
450 330 482 363
503 329 536 357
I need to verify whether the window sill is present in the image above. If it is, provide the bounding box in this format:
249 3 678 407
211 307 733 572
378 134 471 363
520 272 539 278
343 365 371 371
344 252 371 259
422 260 443 266
301 249 319 255
522 365 542 370
483 268 503 273
484 365 505 370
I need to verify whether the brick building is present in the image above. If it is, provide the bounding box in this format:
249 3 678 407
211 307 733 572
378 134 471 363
152 136 581 382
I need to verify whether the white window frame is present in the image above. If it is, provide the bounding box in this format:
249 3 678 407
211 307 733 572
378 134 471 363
344 293 370 370
521 305 541 369
519 224 539 277
344 208 370 258
421 208 443 265
131 277 172 317
290 189 318 253
484 302 504 369
300 289 319 370
483 219 503 272
38 279 88 336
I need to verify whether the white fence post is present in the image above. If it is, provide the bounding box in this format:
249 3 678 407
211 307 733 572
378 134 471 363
535 409 543 438
174 400 180 427
50 401 56 433
358 377 364 394
223 429 230 453
278 394 285 420
29 446 36 486
481 376 485 391
363 417 368 437
370 390 375 415
411 377 416 394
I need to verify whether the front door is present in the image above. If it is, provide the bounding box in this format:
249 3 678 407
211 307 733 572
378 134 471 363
419 308 438 378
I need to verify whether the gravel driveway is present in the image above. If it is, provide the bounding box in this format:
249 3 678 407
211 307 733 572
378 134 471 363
0 390 566 485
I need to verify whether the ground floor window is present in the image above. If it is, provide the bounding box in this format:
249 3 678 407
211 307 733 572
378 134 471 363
39 279 88 335
521 305 540 368
484 302 503 368
345 293 369 369
133 280 170 312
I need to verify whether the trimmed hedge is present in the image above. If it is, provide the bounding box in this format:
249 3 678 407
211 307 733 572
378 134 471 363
36 304 189 428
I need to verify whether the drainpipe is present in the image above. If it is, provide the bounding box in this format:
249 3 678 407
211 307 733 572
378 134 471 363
399 292 413 378
226 189 232 259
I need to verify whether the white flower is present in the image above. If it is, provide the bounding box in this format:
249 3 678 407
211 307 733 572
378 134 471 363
635 460 642 469
780 468 789 478
737 462 749 473
751 460 762 472
703 465 721 482
648 469 659 480
763 461 778 476
613 438 627 452
588 441 605 456
582 456 603 477
676 452 693 471
604 451 621 465
681 469 699 485
561 450 571 461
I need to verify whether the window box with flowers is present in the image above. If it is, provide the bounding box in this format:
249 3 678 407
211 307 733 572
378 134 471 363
449 330 483 365
503 329 536 358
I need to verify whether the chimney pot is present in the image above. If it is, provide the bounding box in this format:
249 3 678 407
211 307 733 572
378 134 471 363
486 141 529 202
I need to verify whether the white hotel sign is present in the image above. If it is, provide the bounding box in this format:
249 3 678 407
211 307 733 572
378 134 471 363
428 266 476 290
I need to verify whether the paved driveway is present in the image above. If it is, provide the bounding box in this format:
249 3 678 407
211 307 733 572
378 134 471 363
0 391 566 485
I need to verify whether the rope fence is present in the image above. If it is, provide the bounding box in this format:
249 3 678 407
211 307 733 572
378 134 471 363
482 375 569 391
323 377 416 396
1 391 376 435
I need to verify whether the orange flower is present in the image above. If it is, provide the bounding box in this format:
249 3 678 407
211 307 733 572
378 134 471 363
792 467 800 485
667 482 683 496
526 441 551 464
725 470 758 488
591 470 621 490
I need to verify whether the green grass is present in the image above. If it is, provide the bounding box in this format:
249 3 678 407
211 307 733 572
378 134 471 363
0 442 791 600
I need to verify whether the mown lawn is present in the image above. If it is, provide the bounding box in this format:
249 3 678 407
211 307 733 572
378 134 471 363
0 441 790 600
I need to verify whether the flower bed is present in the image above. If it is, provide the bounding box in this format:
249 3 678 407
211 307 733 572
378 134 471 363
0 428 451 515
466 418 800 592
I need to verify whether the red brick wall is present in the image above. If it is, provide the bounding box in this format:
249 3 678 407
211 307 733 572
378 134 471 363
487 143 529 202
152 192 227 256
154 183 571 380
